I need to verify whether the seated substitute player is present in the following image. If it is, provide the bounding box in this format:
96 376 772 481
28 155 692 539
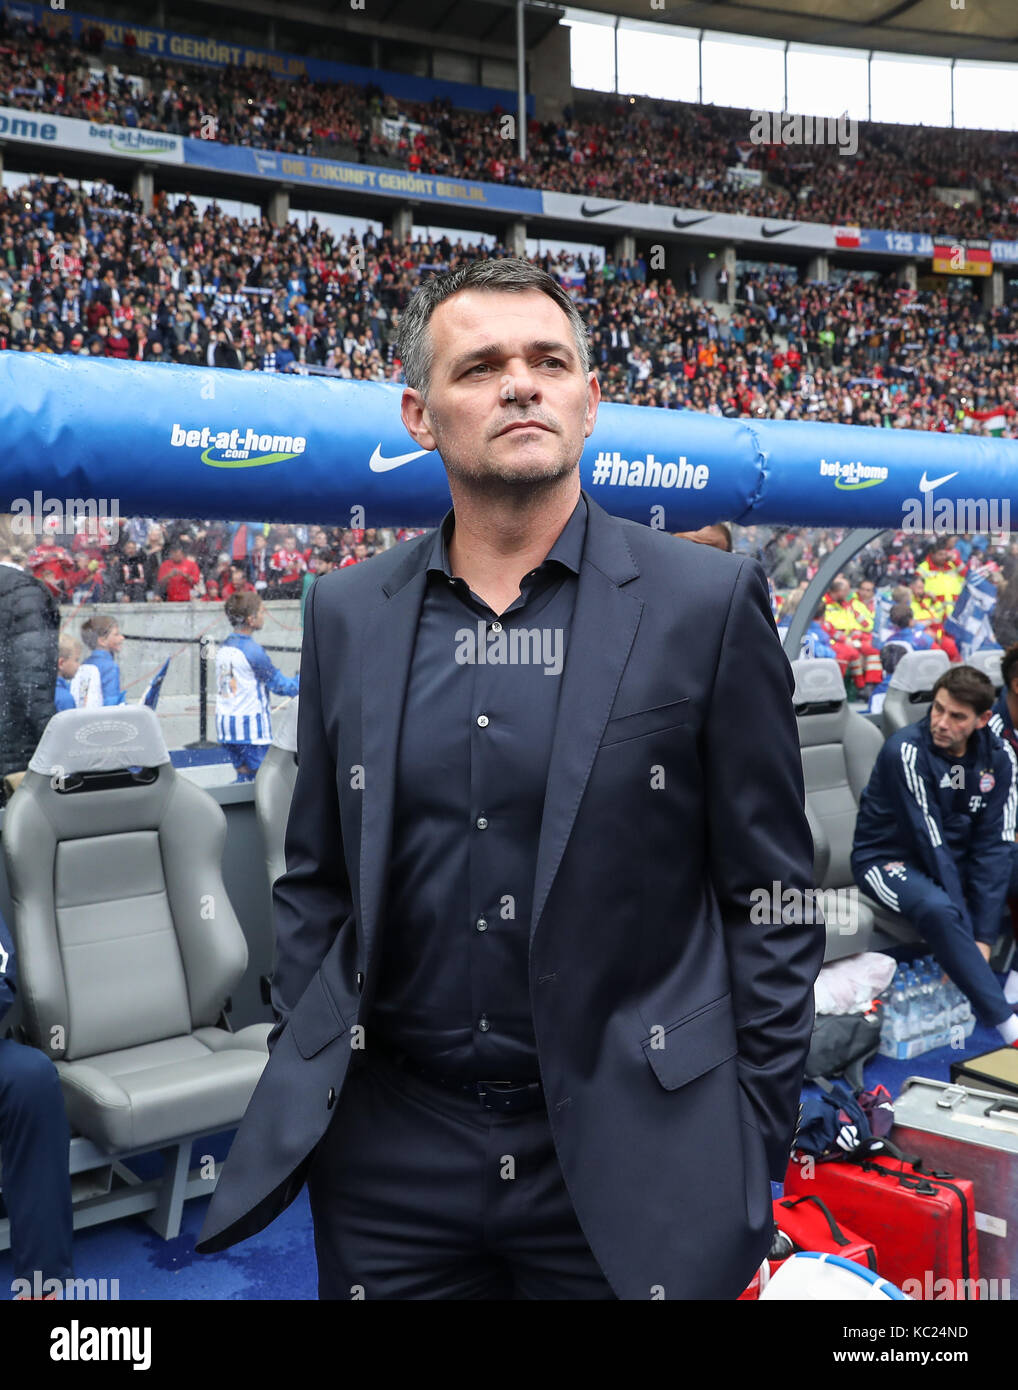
851 666 1018 1042
215 591 299 782
987 642 1018 1004
0 910 74 1298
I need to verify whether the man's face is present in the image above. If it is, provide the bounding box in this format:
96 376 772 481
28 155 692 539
400 288 600 494
831 580 849 601
929 688 988 756
912 579 925 598
858 581 874 603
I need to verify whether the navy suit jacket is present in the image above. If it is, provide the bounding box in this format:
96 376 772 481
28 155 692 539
0 911 15 1028
196 488 824 1299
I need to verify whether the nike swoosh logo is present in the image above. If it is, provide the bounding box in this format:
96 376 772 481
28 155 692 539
369 445 431 472
580 202 624 218
672 213 712 228
918 470 959 493
760 224 796 238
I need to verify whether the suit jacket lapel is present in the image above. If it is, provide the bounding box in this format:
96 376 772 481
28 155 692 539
356 491 643 972
358 555 428 975
529 494 642 947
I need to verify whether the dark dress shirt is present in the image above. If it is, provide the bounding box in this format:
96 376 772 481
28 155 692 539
369 493 588 1081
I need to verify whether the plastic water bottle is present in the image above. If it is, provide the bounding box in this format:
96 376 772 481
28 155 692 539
890 971 905 1040
931 973 950 1037
917 958 947 1036
903 969 922 1040
952 980 973 1026
918 972 939 1037
881 979 910 1045
937 970 971 1027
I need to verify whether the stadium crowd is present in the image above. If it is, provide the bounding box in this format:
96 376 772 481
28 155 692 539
17 517 416 606
0 175 1016 436
2 7 1018 240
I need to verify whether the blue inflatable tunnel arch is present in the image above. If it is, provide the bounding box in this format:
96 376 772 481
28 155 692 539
2 353 1017 535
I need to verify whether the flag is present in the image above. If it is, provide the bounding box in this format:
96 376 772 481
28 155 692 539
835 226 860 249
933 239 993 277
943 569 1001 660
141 658 171 710
966 404 1013 437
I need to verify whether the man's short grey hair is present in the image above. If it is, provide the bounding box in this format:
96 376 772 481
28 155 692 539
397 256 592 404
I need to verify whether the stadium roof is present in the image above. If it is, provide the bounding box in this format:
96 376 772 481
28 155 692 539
184 0 1018 67
190 0 565 62
572 0 1018 65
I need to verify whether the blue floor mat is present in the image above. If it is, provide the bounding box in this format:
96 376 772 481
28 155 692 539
0 971 1009 1299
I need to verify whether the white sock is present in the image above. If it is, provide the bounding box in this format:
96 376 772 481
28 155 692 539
997 1013 1018 1045
1005 971 1018 1006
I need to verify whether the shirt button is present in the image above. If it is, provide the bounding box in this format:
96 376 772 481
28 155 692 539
491 621 502 632
476 917 488 932
477 714 489 727
476 816 488 830
478 1014 490 1032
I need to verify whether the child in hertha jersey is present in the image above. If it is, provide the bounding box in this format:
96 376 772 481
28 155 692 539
216 592 299 782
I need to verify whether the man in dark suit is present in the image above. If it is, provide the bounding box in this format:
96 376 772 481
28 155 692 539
196 256 824 1299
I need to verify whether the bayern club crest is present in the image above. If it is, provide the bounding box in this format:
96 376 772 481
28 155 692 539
980 771 996 794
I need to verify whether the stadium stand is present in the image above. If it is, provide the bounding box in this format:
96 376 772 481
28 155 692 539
2 9 1018 238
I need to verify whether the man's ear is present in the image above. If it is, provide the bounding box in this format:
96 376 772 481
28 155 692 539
977 709 993 729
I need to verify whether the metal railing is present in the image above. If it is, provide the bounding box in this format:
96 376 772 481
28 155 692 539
119 630 300 747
